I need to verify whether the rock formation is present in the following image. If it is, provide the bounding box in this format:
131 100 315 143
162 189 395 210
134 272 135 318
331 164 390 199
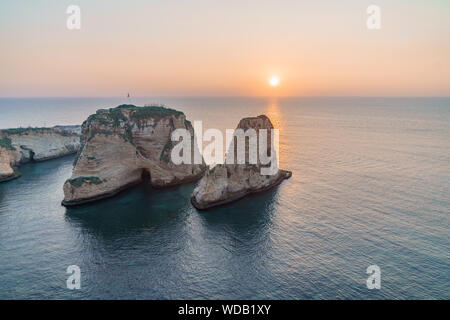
191 115 291 209
0 126 81 182
62 104 206 206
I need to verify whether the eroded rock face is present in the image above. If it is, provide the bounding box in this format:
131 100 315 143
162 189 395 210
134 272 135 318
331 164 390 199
0 148 16 182
0 127 81 182
62 104 206 206
191 115 291 209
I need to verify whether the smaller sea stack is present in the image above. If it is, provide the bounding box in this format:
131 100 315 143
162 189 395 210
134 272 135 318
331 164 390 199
191 115 291 210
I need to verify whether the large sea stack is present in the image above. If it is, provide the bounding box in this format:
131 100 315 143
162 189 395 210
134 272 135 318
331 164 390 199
191 115 291 209
62 104 206 206
0 126 81 182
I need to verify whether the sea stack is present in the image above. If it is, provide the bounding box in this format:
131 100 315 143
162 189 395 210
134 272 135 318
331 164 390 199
62 104 206 206
0 126 81 182
191 115 291 210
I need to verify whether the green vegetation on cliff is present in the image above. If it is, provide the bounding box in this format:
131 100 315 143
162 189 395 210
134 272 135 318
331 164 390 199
0 127 50 135
86 109 127 128
129 105 183 120
0 127 78 137
0 136 15 150
88 105 184 126
160 139 173 163
85 104 185 142
68 176 104 187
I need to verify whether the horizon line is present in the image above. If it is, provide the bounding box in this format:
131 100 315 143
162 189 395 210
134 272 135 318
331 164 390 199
1 95 450 99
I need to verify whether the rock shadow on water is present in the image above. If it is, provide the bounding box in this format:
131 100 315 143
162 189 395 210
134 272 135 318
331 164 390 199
63 178 279 248
180 187 281 299
62 173 281 299
62 182 201 298
64 181 196 241
195 187 280 251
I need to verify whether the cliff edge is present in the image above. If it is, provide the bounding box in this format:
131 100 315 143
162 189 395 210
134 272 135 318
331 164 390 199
0 126 80 182
62 104 206 206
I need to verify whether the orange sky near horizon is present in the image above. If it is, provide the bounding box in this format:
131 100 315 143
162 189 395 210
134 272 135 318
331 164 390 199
1 0 449 97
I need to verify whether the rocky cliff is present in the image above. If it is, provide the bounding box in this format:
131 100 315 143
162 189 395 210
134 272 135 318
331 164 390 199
0 126 81 182
191 115 291 209
62 104 206 206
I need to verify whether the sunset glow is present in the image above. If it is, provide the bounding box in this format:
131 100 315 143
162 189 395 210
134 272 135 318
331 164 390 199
0 0 449 302
0 1 449 97
269 77 280 87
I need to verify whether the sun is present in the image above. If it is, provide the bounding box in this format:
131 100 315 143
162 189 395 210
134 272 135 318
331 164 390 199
269 76 279 87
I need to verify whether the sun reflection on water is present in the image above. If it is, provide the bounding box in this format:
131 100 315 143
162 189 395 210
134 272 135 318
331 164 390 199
265 98 286 167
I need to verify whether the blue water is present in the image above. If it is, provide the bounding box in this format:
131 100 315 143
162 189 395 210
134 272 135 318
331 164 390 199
0 97 449 299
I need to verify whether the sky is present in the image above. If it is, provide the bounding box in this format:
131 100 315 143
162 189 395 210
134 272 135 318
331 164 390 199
1 0 449 97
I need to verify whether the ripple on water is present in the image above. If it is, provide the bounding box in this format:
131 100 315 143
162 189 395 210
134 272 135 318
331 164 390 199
0 97 449 299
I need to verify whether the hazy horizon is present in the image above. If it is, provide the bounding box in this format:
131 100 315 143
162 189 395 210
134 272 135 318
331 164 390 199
2 95 450 99
1 0 450 97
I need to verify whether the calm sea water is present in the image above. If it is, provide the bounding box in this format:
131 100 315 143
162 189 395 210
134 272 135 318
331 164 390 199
0 97 449 299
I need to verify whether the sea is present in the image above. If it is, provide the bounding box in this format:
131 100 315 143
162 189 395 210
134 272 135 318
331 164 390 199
0 97 449 299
